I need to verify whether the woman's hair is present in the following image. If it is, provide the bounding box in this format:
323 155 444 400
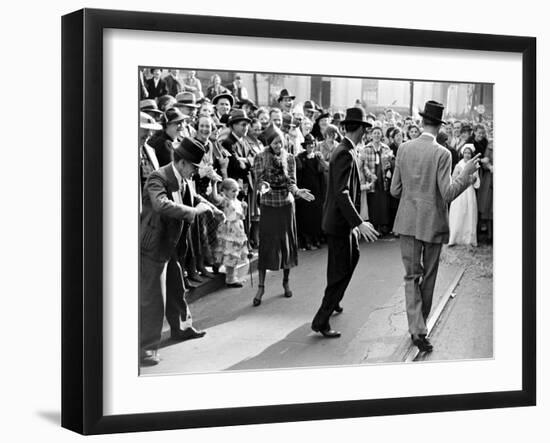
389 127 402 140
157 95 177 112
324 124 341 139
220 178 239 192
371 126 384 135
473 123 486 133
407 124 420 137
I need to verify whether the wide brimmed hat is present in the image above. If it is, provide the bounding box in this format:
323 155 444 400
212 93 235 107
460 143 476 155
227 109 251 125
140 99 164 117
340 107 372 127
237 98 258 111
419 100 447 125
303 100 319 113
173 137 206 166
277 89 296 102
140 111 162 131
164 107 189 125
282 113 298 128
315 112 331 122
175 91 200 108
301 133 316 147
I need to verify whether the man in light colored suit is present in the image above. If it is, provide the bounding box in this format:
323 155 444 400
390 100 480 352
140 137 225 367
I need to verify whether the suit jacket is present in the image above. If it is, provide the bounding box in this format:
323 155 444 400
163 74 182 97
148 131 175 167
140 164 209 263
390 133 471 244
145 77 168 100
220 132 251 183
322 138 363 236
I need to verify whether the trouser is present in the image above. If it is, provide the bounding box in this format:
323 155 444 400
312 230 360 329
399 235 442 336
140 254 192 352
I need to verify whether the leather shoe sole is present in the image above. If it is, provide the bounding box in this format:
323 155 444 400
333 304 343 314
140 350 160 366
412 335 433 352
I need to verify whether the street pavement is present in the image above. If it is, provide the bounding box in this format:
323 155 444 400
141 238 489 375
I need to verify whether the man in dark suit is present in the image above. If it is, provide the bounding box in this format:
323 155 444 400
311 108 379 338
390 100 480 352
219 109 252 187
140 137 225 367
145 68 168 100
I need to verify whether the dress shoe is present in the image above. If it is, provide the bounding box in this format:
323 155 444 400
226 281 244 288
411 334 433 352
170 327 206 341
282 281 293 298
253 285 264 307
333 304 343 314
140 350 160 367
198 268 214 278
312 324 341 338
187 273 203 283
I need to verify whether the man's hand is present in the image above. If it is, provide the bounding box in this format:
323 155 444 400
297 188 315 202
463 153 481 175
357 221 379 242
195 202 213 215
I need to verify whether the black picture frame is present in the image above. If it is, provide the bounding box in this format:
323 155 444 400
61 8 536 435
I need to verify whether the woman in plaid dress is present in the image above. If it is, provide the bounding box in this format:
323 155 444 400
251 127 314 306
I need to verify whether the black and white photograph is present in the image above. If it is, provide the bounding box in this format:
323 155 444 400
138 67 494 374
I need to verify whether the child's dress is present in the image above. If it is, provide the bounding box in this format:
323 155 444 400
214 197 249 268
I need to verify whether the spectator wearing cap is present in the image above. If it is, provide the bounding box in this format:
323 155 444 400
182 70 203 99
174 91 200 138
145 68 168 100
164 69 182 97
157 94 177 113
295 134 325 250
302 100 319 121
237 98 258 116
212 92 234 126
148 107 189 167
228 74 248 101
277 89 296 114
139 112 162 193
205 74 230 100
140 99 164 122
448 143 480 246
139 137 225 367
218 109 252 190
251 127 315 307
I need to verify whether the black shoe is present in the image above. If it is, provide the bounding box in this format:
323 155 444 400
312 324 341 338
226 281 244 288
140 350 160 366
411 334 433 352
333 304 343 314
171 327 206 342
187 273 203 283
253 285 264 306
198 268 215 278
282 282 293 298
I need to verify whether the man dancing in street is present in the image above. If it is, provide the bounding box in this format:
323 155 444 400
311 107 379 338
390 100 480 352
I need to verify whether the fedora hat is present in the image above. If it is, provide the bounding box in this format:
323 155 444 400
301 133 316 147
140 99 164 117
227 109 251 126
140 111 162 131
419 100 447 125
303 100 318 113
164 107 189 125
341 107 373 127
277 89 296 102
212 93 235 107
173 137 206 166
237 98 258 111
175 91 200 108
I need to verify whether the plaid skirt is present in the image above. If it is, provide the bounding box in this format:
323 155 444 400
258 203 298 271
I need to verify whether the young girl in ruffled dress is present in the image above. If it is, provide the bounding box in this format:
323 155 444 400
213 178 249 287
